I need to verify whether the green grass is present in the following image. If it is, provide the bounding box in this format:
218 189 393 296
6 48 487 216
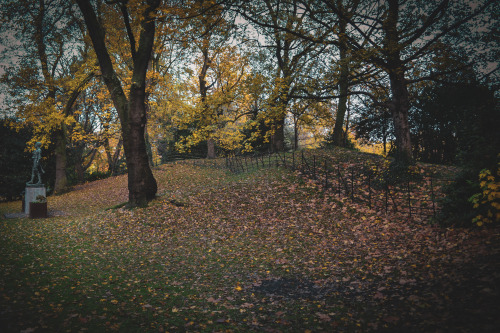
1 150 499 332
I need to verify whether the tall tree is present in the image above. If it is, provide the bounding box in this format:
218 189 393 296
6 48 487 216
75 0 159 206
75 75 124 176
329 0 350 147
0 0 92 193
295 0 367 147
236 0 325 152
333 0 496 163
187 0 237 158
236 0 378 150
245 0 497 163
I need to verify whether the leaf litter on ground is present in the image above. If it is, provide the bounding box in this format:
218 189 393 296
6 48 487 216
0 152 499 332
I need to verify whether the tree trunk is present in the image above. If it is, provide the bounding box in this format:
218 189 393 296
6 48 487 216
332 15 349 147
112 139 123 175
145 126 154 166
388 70 413 164
270 83 288 152
384 0 413 165
271 116 285 152
383 131 387 155
104 137 122 175
75 153 85 183
53 129 68 193
207 137 216 159
199 47 216 159
344 102 350 146
332 75 348 146
294 116 299 151
75 147 97 182
76 0 159 207
104 137 113 173
126 85 158 206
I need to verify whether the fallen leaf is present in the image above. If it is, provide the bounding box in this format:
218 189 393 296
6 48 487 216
316 312 331 322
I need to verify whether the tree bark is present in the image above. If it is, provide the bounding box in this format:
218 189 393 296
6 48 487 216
332 12 349 147
74 146 97 183
384 0 413 164
388 70 413 164
207 137 216 159
271 117 285 152
198 47 216 159
54 130 68 193
293 116 299 150
127 85 157 205
270 77 288 153
105 137 123 175
76 0 158 206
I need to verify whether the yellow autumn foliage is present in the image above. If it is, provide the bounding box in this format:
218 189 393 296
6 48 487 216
470 161 500 226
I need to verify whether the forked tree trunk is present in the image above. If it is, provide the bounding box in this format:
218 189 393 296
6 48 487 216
105 137 123 175
77 0 159 207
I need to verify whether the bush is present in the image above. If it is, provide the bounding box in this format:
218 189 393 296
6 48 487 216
469 165 500 226
438 170 481 227
439 157 499 228
435 83 499 227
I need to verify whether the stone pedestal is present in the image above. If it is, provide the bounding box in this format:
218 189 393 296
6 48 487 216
25 185 46 214
29 202 47 218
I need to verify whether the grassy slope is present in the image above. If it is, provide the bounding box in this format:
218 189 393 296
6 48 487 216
1 149 499 332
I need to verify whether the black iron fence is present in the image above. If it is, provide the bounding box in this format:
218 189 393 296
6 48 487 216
221 151 454 220
166 150 454 220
